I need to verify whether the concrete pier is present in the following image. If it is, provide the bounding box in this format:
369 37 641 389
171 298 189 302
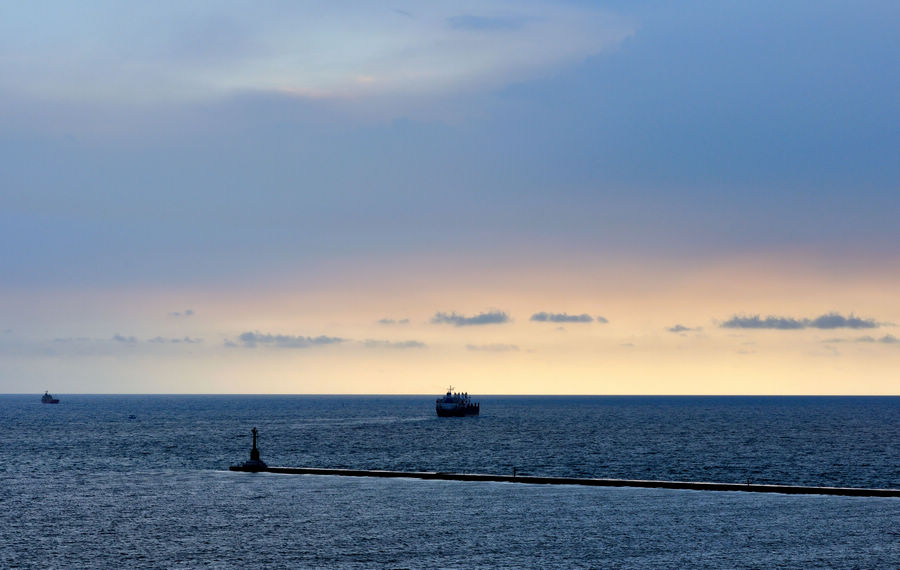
227 466 900 498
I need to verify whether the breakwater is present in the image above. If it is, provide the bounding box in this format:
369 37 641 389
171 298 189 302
228 466 900 497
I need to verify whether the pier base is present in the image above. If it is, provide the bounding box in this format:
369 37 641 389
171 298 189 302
226 466 900 498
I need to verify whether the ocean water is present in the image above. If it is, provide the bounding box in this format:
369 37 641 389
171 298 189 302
1 395 898 568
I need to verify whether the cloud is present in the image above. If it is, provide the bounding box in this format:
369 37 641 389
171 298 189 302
447 14 524 31
721 315 805 330
169 309 195 318
148 336 203 344
807 313 877 329
52 334 205 346
431 310 510 326
363 339 426 349
854 334 898 344
530 312 594 323
377 318 409 325
666 324 699 333
233 333 428 349
466 343 519 352
237 331 345 348
721 313 878 330
0 3 632 108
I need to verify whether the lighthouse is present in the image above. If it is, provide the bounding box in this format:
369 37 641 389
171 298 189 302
230 427 268 472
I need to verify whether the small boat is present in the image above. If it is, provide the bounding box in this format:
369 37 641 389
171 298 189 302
436 387 479 417
41 391 60 404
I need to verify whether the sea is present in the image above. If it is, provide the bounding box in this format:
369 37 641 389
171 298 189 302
1 395 897 568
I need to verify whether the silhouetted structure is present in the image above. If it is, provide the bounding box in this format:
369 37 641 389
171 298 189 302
435 387 479 417
230 427 268 472
225 429 899 497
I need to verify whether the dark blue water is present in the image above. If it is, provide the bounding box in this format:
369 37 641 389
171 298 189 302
2 395 898 567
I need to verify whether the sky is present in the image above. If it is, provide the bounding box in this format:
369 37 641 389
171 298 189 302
1 1 898 394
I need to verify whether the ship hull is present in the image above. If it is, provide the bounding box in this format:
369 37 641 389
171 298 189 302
436 404 479 417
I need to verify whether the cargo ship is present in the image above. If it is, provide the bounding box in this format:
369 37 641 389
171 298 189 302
435 387 479 417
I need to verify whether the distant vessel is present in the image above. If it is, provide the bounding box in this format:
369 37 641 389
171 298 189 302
41 391 59 404
436 387 479 417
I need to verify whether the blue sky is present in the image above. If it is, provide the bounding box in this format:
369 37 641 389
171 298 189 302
1 1 898 393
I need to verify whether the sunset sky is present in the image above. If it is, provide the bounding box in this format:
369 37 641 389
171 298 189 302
2 1 898 394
